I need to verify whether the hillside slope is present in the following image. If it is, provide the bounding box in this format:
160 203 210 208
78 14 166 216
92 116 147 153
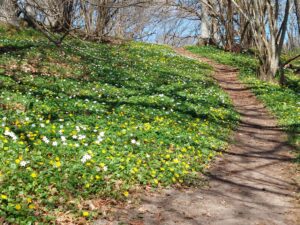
0 27 238 223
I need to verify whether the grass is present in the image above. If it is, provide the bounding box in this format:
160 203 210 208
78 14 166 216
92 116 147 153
0 26 239 224
187 46 300 161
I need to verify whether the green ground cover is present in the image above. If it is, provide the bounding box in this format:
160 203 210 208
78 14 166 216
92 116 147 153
0 27 238 223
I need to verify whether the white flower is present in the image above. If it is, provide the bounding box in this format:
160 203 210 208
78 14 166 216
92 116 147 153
42 136 50 144
78 134 86 140
95 132 104 144
75 143 79 147
81 154 92 163
61 136 66 142
4 130 18 141
20 160 29 167
40 123 45 128
95 137 103 144
131 139 140 146
52 141 58 146
103 166 108 171
75 126 80 132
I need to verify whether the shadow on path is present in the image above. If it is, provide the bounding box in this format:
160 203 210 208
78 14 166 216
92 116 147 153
94 48 299 225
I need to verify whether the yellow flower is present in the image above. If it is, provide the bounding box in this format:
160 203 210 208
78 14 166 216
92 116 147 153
28 204 35 209
131 167 138 174
123 191 129 197
30 172 37 178
55 161 61 168
15 204 21 210
82 211 89 217
173 158 179 163
143 123 151 131
1 194 7 200
27 198 32 203
15 159 21 164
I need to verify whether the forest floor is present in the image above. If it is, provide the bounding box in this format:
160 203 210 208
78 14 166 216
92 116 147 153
94 48 300 225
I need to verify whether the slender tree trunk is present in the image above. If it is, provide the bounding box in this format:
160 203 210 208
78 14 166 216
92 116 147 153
199 0 210 45
257 28 280 82
295 0 300 35
225 0 234 51
95 0 112 41
55 0 74 32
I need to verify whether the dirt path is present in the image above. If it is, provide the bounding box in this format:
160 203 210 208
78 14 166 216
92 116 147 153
94 48 299 225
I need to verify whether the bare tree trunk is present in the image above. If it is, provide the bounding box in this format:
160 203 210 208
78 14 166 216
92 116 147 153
199 0 210 45
295 0 300 35
225 0 234 51
234 0 290 81
95 0 108 38
55 0 74 32
258 46 280 82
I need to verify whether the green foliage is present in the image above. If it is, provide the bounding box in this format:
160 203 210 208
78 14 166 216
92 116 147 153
0 28 238 223
187 46 300 161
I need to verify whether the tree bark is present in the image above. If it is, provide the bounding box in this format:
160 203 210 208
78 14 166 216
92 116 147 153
225 0 234 51
199 0 210 45
295 0 300 35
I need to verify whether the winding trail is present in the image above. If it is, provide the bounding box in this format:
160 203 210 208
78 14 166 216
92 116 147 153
94 49 299 225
